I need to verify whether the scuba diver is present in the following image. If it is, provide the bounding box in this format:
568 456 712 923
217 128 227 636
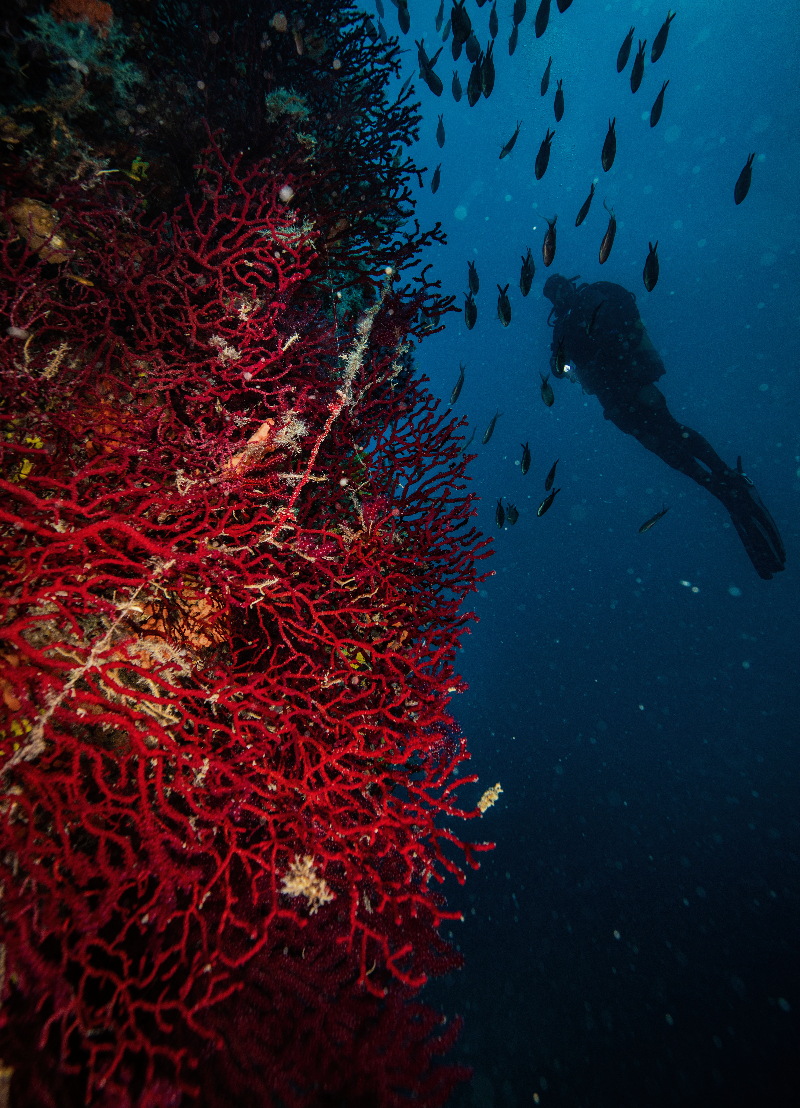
542 274 786 580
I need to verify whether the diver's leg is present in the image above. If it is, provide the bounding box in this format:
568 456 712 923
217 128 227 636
600 386 785 579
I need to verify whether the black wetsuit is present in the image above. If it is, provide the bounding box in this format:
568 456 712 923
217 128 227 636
548 280 785 580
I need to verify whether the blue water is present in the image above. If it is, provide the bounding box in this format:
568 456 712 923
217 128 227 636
383 1 800 1104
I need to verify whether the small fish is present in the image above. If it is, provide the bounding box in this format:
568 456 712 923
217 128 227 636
520 247 535 296
378 20 388 43
421 59 444 96
586 299 606 335
452 70 462 101
376 0 384 17
431 163 441 193
464 290 477 328
497 283 511 327
450 363 466 405
535 0 551 39
500 120 523 159
631 38 646 92
535 128 555 180
467 55 483 106
651 11 675 63
506 503 520 525
554 79 564 122
399 72 414 98
734 153 755 205
540 371 555 407
397 0 410 35
451 0 472 47
468 260 480 294
643 241 659 291
599 200 616 264
575 181 595 227
557 0 573 10
435 0 444 32
545 459 558 491
436 114 446 147
513 0 527 25
617 26 635 72
463 426 476 454
537 486 560 516
601 118 616 171
554 336 568 376
496 499 506 528
482 409 502 444
442 17 451 40
521 442 531 474
481 40 495 97
489 2 499 39
638 502 670 533
649 80 669 128
542 214 557 267
466 31 481 63
67 274 95 286
541 55 552 96
509 24 518 55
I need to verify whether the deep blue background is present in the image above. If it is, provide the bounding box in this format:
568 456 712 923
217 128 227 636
376 0 800 1105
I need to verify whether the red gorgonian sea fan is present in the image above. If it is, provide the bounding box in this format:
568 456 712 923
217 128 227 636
0 136 493 1102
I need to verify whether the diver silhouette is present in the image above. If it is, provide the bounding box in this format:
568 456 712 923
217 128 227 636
543 274 786 580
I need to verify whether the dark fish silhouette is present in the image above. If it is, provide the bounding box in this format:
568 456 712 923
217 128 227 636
463 426 476 454
398 0 410 35
520 247 535 296
467 55 483 105
535 0 551 38
476 0 489 7
506 502 519 525
417 41 444 95
436 0 444 32
482 409 502 443
631 39 646 92
378 20 388 43
365 18 378 42
451 0 471 47
542 214 557 266
497 283 512 327
468 260 480 294
586 299 606 335
650 80 669 127
540 372 555 407
521 442 531 474
643 241 659 291
436 114 445 147
481 40 496 96
617 26 635 72
557 0 573 10
735 153 755 205
450 363 466 405
541 55 552 95
537 487 560 516
442 17 451 41
466 31 481 63
576 181 596 226
509 24 518 54
489 2 499 38
545 459 558 491
452 69 463 101
599 200 616 264
639 502 669 533
651 11 675 63
500 120 523 159
376 0 384 18
554 79 564 122
431 163 441 193
496 499 506 528
464 290 477 328
602 118 616 171
535 128 555 179
513 0 527 25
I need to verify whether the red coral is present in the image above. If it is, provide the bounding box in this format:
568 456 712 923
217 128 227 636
0 139 490 1101
49 0 114 38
